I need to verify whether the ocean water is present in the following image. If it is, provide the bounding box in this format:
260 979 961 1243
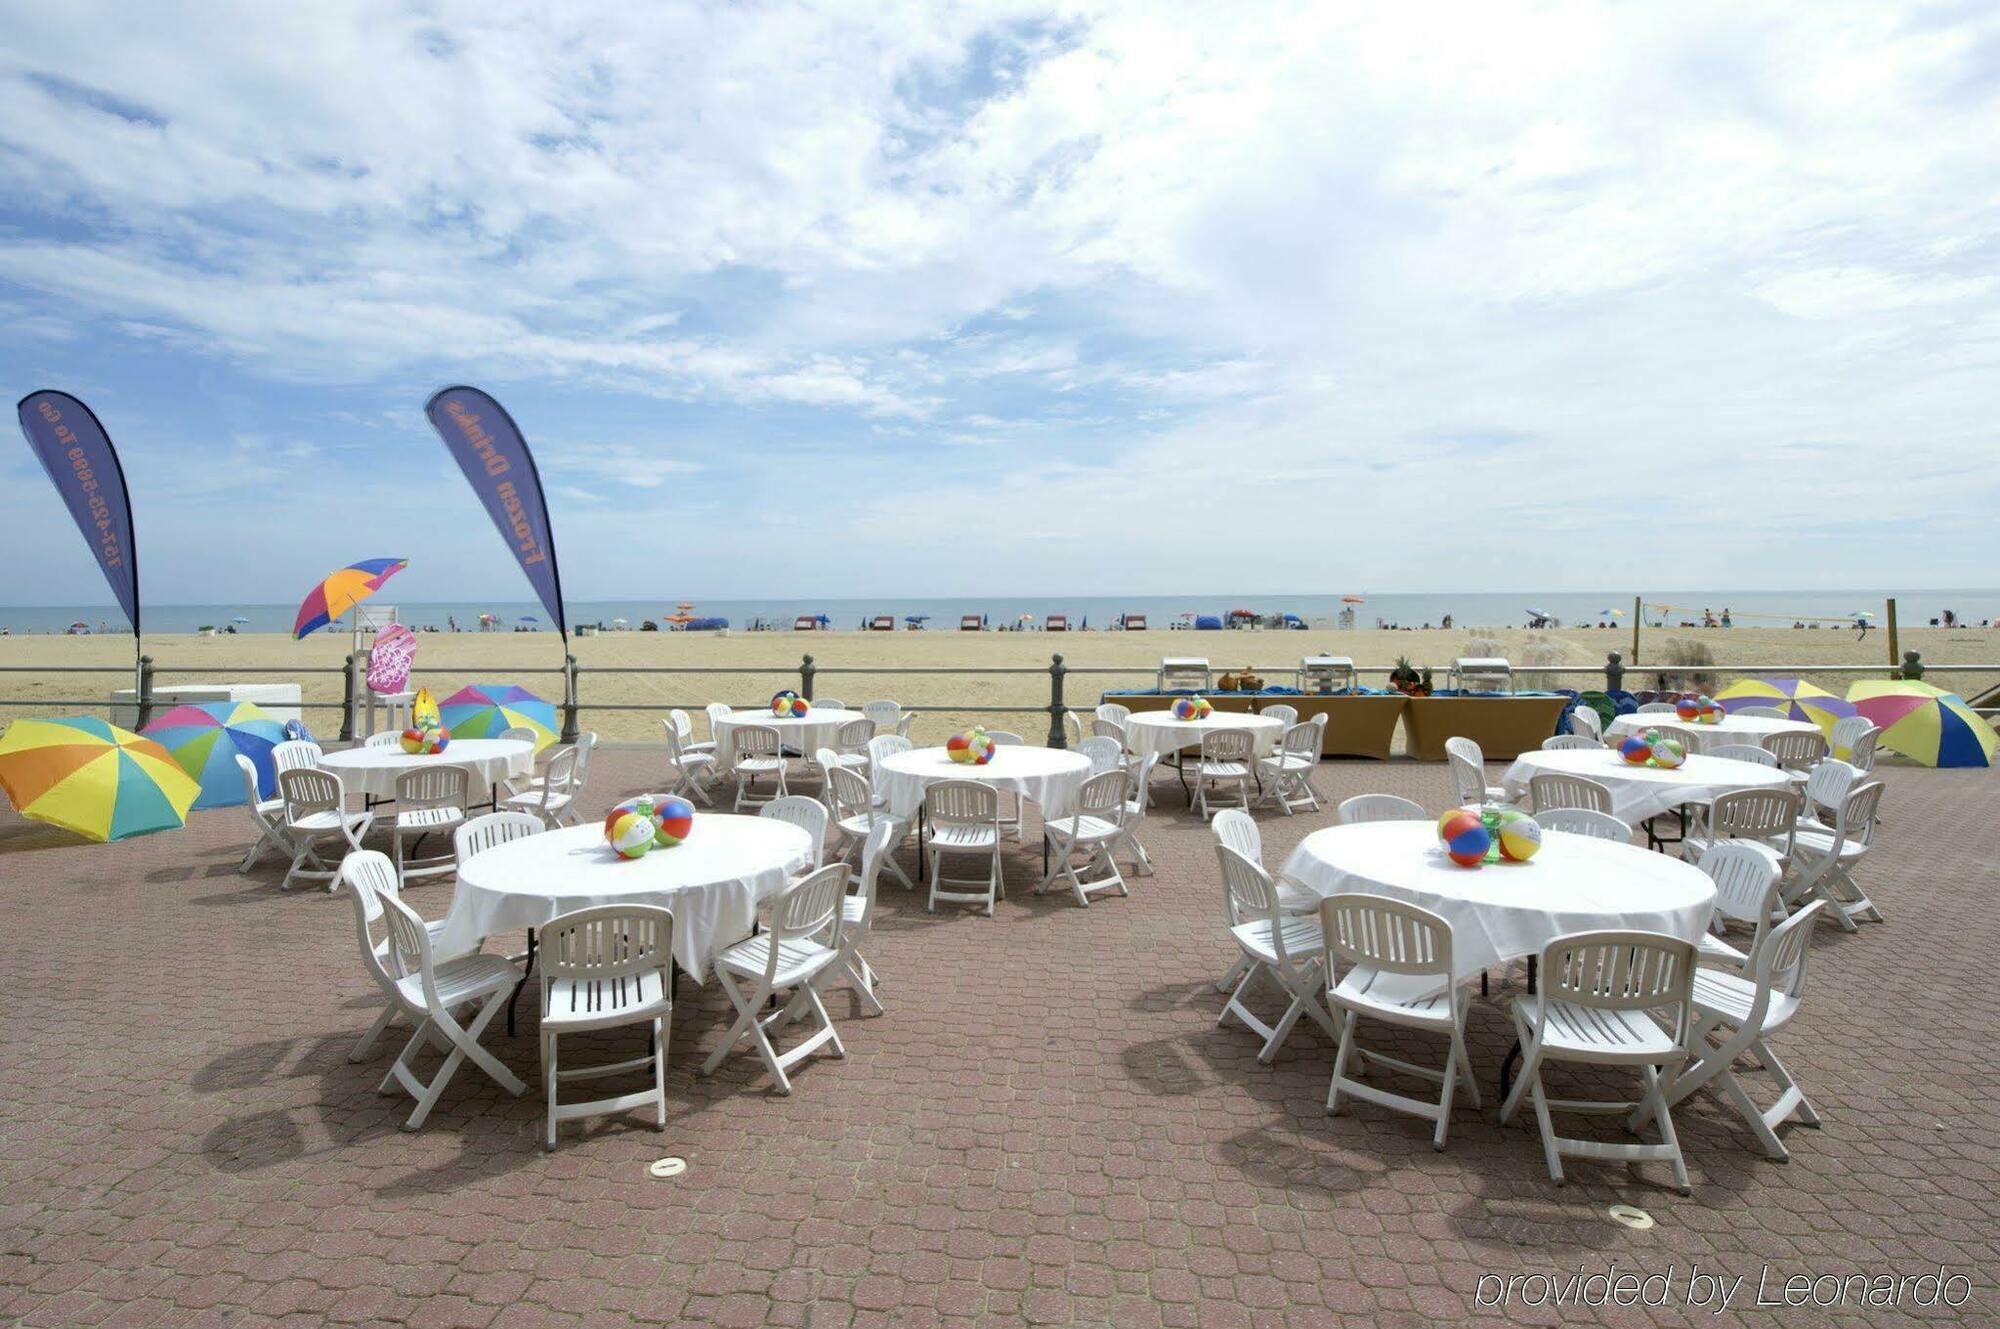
7 589 1995 636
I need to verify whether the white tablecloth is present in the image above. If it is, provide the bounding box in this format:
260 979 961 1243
1605 712 1818 755
321 739 534 799
876 746 1092 821
1121 712 1285 758
1279 821 1716 986
714 708 862 765
1499 748 1795 826
435 815 812 981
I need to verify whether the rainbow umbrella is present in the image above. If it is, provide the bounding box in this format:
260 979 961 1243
1846 681 1997 768
140 701 286 809
439 685 559 752
293 558 409 638
0 717 200 841
1714 677 1856 736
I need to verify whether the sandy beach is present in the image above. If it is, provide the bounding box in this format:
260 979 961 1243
3 623 1991 745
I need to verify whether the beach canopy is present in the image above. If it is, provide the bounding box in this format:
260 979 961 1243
1715 677 1856 736
439 684 559 752
0 716 199 841
140 700 285 809
1846 680 1996 768
293 558 408 638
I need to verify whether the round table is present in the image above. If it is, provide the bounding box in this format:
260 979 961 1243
714 707 862 765
1499 748 1796 827
322 738 535 800
1121 711 1285 759
435 815 812 981
876 745 1091 822
1605 712 1818 755
1279 821 1716 987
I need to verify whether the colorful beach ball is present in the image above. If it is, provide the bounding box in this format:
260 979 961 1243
1619 734 1654 765
399 726 450 755
946 728 996 765
1696 696 1721 725
1675 696 1700 721
1436 808 1490 868
1494 809 1543 863
604 805 658 860
1650 737 1687 769
654 794 695 846
1172 696 1213 721
770 690 810 718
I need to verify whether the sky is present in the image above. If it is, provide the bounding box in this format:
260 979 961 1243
2 1 1997 611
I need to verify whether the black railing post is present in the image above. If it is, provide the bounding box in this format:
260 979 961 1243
561 654 581 742
1900 650 1924 681
338 651 359 742
1047 652 1067 748
1604 651 1625 693
136 655 156 731
800 653 816 701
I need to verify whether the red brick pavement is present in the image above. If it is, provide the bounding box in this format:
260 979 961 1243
1 749 1994 1327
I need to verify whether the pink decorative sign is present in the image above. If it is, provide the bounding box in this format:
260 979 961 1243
365 624 417 693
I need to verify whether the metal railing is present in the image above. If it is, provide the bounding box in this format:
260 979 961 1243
4 647 1989 745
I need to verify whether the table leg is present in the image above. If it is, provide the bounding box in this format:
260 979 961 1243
506 928 536 1036
1500 1039 1521 1099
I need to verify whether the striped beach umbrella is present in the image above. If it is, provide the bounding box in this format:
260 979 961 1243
293 558 408 638
140 701 286 809
1714 677 1856 736
0 716 200 841
1846 681 1996 768
439 685 559 752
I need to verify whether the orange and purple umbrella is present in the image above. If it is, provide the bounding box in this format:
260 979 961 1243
293 558 408 638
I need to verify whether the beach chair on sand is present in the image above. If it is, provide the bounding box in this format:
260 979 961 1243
1046 614 1069 632
959 615 982 631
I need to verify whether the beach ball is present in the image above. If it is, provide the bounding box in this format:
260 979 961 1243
1650 737 1687 769
1619 734 1653 765
1436 808 1490 868
770 690 809 718
1696 696 1721 725
604 807 656 860
1172 696 1213 721
400 726 425 754
1675 696 1700 721
1494 809 1543 863
654 794 695 846
422 726 450 755
949 728 995 764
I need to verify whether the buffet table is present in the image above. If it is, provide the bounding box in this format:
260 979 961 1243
1104 690 1570 761
1400 695 1571 761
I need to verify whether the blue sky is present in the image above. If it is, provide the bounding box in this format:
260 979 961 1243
2 1 1997 612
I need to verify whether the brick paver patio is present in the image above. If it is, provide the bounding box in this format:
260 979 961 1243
2 749 1993 1327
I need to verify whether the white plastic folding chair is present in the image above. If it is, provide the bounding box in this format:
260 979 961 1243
1569 706 1603 741
1689 787 1799 865
1795 758 1857 834
278 767 373 891
339 850 466 1065
1062 710 1085 749
1037 769 1129 908
866 732 912 784
662 716 717 805
495 726 543 798
1257 721 1321 815
1090 716 1128 744
1636 702 1679 714
1709 743 1777 766
565 732 598 801
1731 705 1788 720
1192 728 1255 819
1095 702 1131 727
1541 734 1601 752
1830 717 1879 772
1117 753 1159 877
1335 794 1428 825
861 700 902 739
1445 736 1506 805
983 732 1027 839
1844 726 1880 774
453 810 544 871
1645 902 1827 1161
1690 842 1783 970
1499 931 1697 1192
832 822 897 1015
1533 807 1630 841
1528 771 1613 816
702 703 731 754
823 762 914 891
1762 729 1827 787
499 745 578 827
1321 894 1480 1150
539 903 675 1149
761 794 830 872
1259 703 1298 730
363 731 404 749
271 739 324 776
236 754 292 872
823 717 876 778
1787 780 1884 931
700 864 849 1094
729 723 787 811
1076 736 1124 775
1215 844 1339 1063
924 779 1003 915
371 886 527 1130
670 707 716 759
391 764 471 884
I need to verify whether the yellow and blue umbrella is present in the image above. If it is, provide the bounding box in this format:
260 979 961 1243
140 700 286 809
293 557 408 638
1847 681 1996 768
1715 677 1856 737
0 716 200 841
439 684 559 752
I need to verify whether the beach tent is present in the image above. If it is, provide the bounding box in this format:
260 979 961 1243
1195 616 1222 631
1846 680 1996 768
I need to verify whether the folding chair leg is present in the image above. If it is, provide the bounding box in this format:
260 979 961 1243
349 1005 399 1063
